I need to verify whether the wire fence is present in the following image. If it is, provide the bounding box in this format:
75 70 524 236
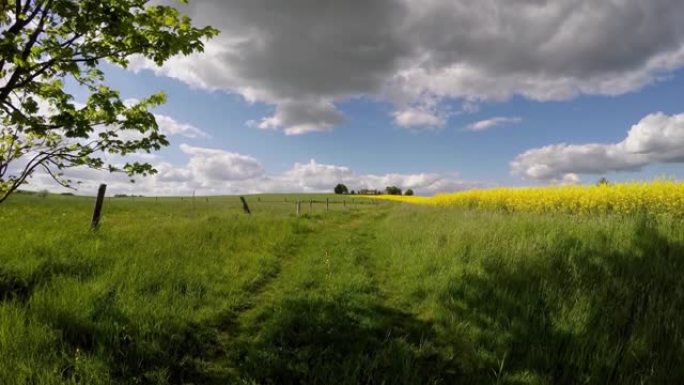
92 185 384 228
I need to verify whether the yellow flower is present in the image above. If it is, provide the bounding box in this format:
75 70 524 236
371 181 684 217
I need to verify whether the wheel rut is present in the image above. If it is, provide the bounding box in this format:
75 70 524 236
201 205 396 382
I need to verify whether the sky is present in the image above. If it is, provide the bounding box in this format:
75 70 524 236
25 0 684 195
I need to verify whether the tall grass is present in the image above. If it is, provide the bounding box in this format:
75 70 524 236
372 206 684 384
1 193 683 384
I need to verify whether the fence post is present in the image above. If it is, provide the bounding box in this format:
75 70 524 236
90 184 107 230
309 199 313 213
326 198 329 211
240 196 251 214
296 200 301 216
343 199 346 208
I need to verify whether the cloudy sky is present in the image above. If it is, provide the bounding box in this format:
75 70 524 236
29 0 684 195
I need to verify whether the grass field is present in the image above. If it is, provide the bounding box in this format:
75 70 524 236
2 192 684 384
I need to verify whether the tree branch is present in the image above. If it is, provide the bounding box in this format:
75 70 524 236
7 0 45 35
40 162 73 189
0 148 52 203
0 125 20 177
0 99 67 132
15 0 23 18
0 0 52 103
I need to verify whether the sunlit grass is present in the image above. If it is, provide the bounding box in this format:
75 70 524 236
1 192 683 384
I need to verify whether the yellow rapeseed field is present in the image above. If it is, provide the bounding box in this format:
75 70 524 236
370 181 684 216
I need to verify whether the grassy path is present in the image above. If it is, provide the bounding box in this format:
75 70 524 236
205 206 416 383
218 206 462 385
194 205 462 384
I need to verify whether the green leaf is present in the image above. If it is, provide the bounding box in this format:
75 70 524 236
0 0 217 204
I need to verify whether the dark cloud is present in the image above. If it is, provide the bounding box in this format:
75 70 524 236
254 100 345 135
134 0 684 132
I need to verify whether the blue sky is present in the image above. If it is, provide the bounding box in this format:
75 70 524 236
29 0 684 195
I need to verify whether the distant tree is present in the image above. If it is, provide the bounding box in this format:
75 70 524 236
404 189 414 196
597 177 610 186
350 190 355 195
334 183 348 194
37 189 48 198
385 186 402 195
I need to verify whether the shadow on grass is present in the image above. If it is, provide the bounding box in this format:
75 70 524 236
7 216 684 385
45 288 223 384
0 258 101 302
441 216 684 384
226 297 463 385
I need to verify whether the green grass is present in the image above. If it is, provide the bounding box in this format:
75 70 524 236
1 193 683 384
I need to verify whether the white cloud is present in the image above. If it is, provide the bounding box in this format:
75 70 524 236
129 0 684 133
393 107 445 128
22 149 486 196
511 112 684 181
179 144 264 183
283 160 355 190
560 173 581 185
280 160 481 193
466 116 522 131
266 159 487 195
155 114 209 138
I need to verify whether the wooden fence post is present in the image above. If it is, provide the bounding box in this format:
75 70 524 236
90 184 107 230
240 196 251 214
326 198 329 211
343 199 346 208
296 200 301 216
309 199 313 213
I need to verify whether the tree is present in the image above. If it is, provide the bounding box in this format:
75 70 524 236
0 0 218 203
385 185 402 195
597 177 610 186
404 188 414 196
334 183 348 194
